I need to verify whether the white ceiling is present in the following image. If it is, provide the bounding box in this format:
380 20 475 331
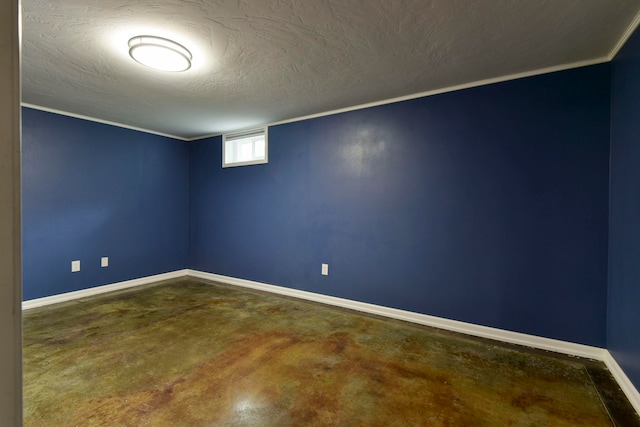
22 0 640 140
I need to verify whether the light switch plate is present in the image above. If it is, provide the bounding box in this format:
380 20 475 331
71 260 80 272
101 257 109 267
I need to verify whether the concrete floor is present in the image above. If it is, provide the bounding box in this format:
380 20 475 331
23 278 640 426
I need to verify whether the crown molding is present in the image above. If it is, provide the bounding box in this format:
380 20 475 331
21 103 190 141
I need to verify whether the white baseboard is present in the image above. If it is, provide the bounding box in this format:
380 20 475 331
604 351 640 416
187 270 606 360
191 270 640 412
22 269 189 310
20 269 606 360
21 268 640 413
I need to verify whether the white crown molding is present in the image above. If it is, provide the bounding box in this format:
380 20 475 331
609 8 640 60
187 270 606 360
264 58 609 132
604 351 640 416
185 132 222 142
21 269 189 310
20 103 190 142
188 58 609 141
26 57 609 143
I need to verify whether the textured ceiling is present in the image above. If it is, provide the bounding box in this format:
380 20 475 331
22 0 640 140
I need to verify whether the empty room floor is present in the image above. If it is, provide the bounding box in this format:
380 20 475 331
23 278 640 426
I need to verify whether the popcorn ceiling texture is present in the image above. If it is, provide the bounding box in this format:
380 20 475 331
21 0 640 138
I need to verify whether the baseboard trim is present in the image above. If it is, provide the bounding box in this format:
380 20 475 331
604 351 640 416
21 269 189 310
187 270 606 360
192 270 640 410
22 268 640 413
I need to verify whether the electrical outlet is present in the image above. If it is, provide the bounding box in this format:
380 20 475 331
101 257 109 267
71 260 80 272
321 263 329 276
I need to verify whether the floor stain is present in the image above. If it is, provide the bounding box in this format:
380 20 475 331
23 278 639 426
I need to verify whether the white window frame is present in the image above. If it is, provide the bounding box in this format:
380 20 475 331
222 127 268 168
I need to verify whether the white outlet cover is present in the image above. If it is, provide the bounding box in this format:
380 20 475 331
321 263 329 276
71 260 80 272
101 257 109 267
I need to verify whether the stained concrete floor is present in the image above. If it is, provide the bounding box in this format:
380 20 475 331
23 278 640 426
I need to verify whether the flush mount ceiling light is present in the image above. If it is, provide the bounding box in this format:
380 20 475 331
128 35 192 72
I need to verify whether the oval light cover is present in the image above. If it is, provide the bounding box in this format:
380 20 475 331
128 36 192 72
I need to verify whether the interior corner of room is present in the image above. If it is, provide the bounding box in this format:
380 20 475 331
7 1 640 425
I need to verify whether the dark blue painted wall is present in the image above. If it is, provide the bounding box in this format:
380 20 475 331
189 65 611 347
22 108 189 300
609 26 640 391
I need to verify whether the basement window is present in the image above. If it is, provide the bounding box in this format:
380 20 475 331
223 127 268 168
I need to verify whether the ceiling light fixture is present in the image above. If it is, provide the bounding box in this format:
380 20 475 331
128 35 192 72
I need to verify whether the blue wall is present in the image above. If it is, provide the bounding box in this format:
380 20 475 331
22 108 189 300
609 26 640 391
189 65 611 347
22 64 613 349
